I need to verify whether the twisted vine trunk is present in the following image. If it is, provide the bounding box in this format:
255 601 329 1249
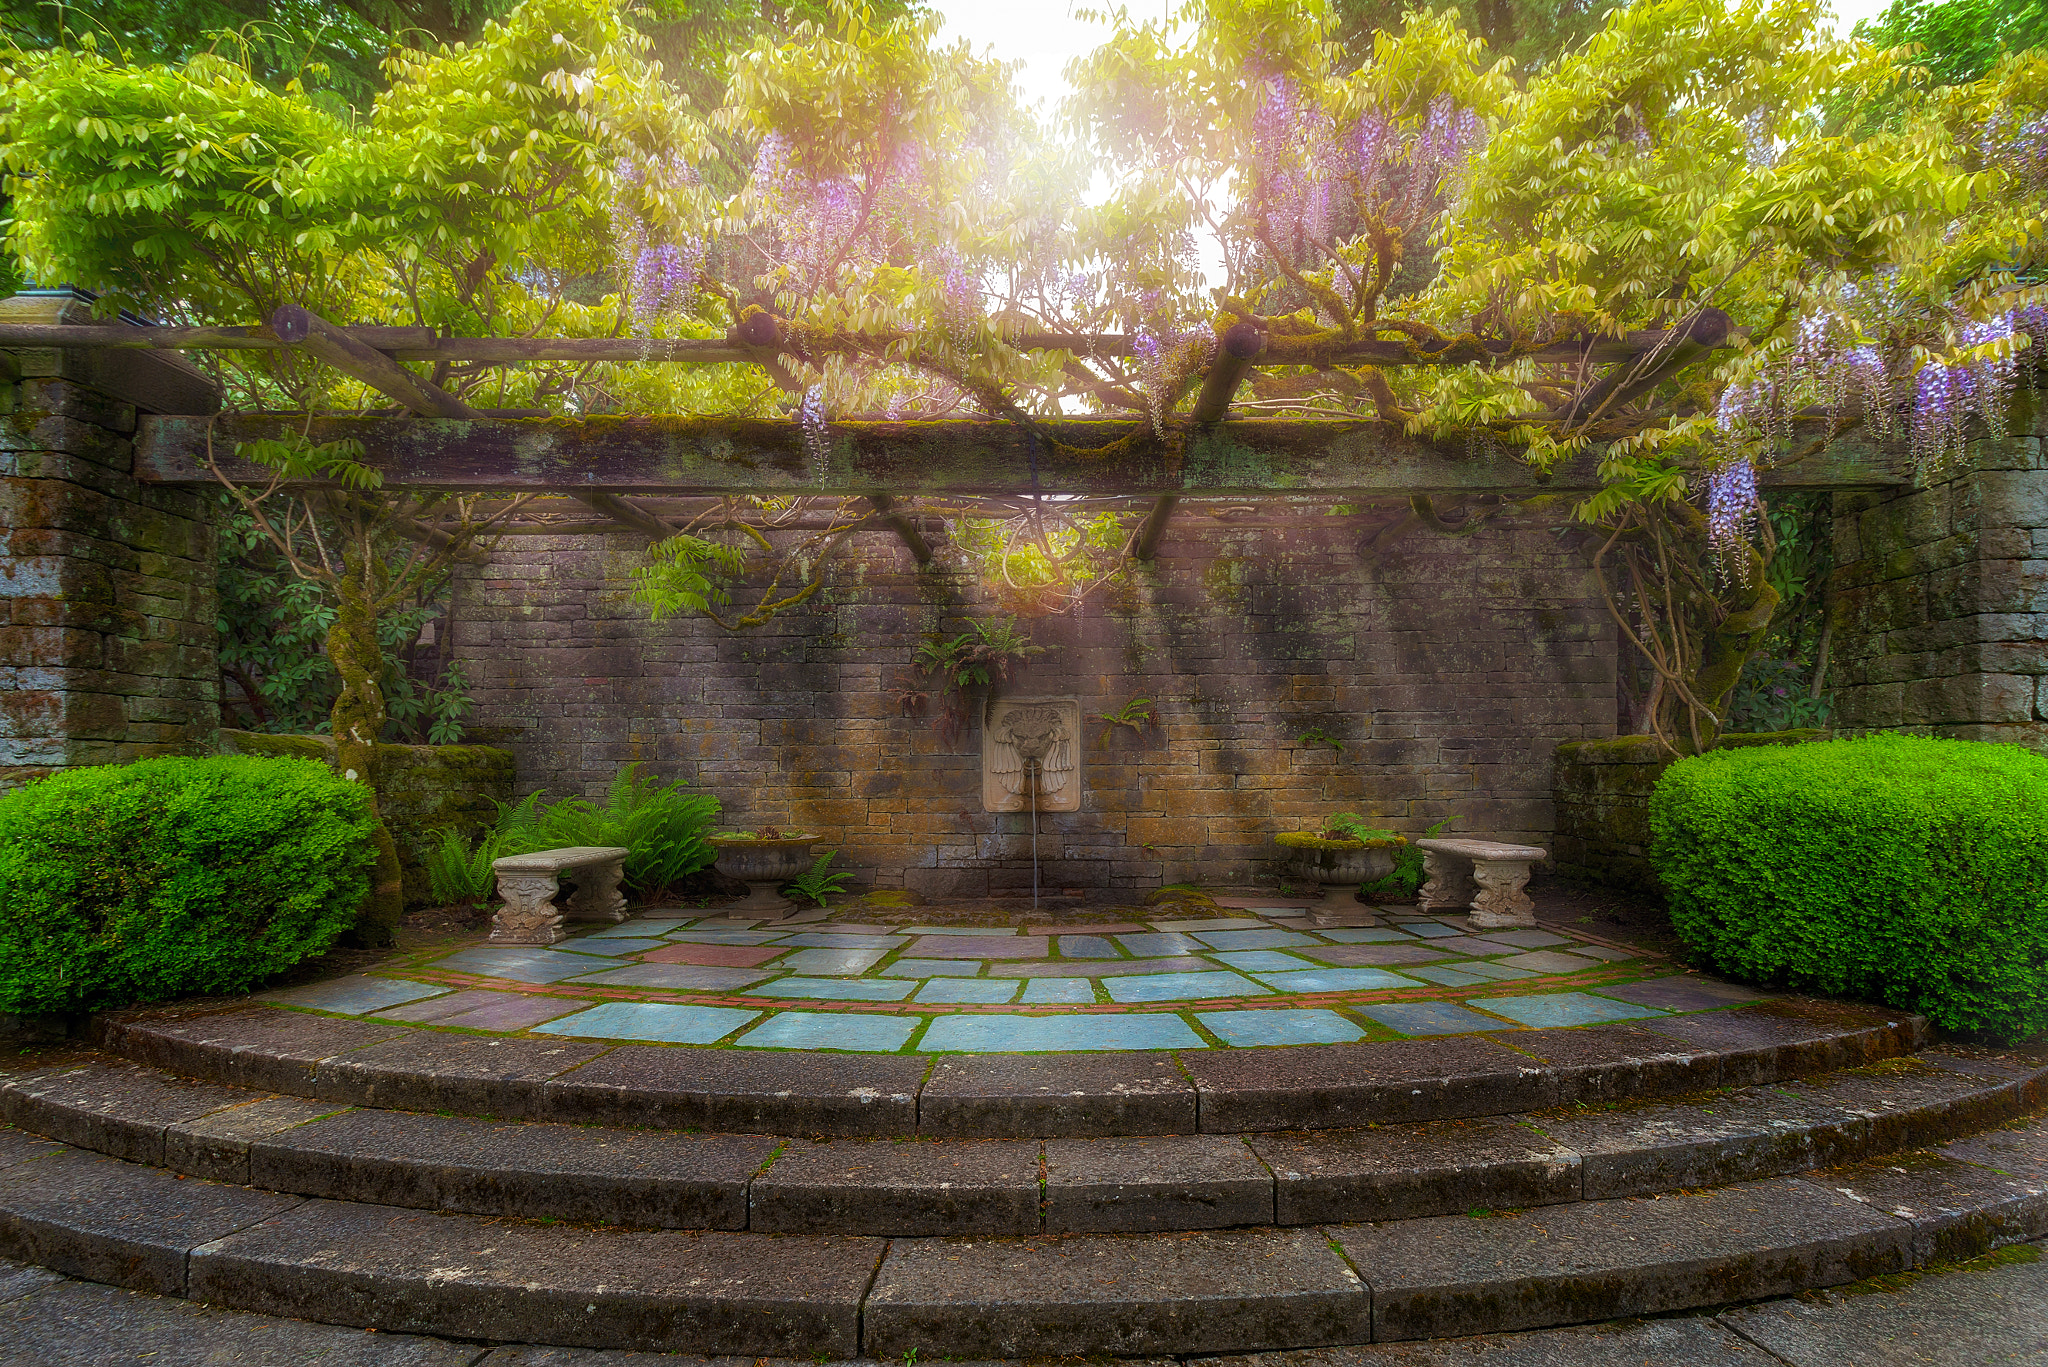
329 539 405 938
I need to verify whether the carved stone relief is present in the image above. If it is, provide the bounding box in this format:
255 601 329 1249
983 696 1082 813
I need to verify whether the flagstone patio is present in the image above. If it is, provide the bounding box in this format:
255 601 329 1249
258 899 1769 1053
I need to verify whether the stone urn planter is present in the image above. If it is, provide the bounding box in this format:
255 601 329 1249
1275 832 1404 910
707 833 820 920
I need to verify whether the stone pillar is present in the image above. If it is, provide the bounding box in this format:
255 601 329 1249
0 291 223 789
1831 392 2047 752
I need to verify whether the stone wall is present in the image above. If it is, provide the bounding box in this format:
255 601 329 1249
219 730 516 906
1831 391 2047 751
1551 730 1827 892
0 376 220 790
452 507 1620 898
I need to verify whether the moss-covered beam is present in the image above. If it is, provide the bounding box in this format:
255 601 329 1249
135 413 1907 496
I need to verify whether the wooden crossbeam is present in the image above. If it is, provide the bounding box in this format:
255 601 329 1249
1 321 1724 370
135 413 1905 497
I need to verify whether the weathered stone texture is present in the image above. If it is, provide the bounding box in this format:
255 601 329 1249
1831 394 2047 751
452 509 1618 893
0 377 218 788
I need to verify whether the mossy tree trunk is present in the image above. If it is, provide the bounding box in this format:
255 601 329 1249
328 532 406 937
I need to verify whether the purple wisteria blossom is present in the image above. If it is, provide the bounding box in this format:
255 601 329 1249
1706 456 1762 583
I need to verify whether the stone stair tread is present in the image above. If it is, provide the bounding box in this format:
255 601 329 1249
4 1046 2043 1237
91 999 1932 1138
0 1120 2041 1355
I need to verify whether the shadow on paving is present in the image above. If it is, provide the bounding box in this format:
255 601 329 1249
0 1243 2043 1365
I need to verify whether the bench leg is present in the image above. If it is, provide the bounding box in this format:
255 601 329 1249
565 857 629 923
1418 850 1476 911
491 871 567 945
1469 858 1537 928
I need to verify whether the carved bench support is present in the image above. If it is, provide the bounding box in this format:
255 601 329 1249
488 845 631 945
1415 837 1547 929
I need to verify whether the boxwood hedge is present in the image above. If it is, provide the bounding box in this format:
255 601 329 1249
1649 733 2048 1043
0 755 377 1017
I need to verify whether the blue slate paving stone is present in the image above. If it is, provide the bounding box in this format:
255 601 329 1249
1498 950 1604 973
1019 978 1096 1004
1480 929 1573 948
1192 929 1323 951
1250 967 1418 993
1148 919 1265 931
736 1012 920 1052
1057 936 1124 959
1196 1009 1367 1047
755 977 917 1001
775 933 908 949
1558 942 1641 962
776 947 889 975
259 976 449 1015
565 963 775 993
1360 1001 1514 1035
663 930 790 945
435 947 619 984
915 979 1022 1004
878 959 987 978
1475 991 1670 1028
904 925 1018 935
1316 927 1415 943
1399 922 1465 938
1209 950 1320 973
1102 971 1271 1003
531 1002 761 1044
586 919 694 937
1453 961 1540 981
919 1013 1206 1052
1404 965 1489 987
1114 933 1206 956
553 938 672 957
1597 975 1767 1012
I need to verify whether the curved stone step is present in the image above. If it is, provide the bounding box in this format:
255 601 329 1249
93 997 1929 1138
0 1116 2041 1355
6 1046 2040 1237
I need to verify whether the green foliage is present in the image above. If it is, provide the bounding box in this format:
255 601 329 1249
215 495 472 742
0 755 376 1016
1095 696 1155 743
1361 816 1457 900
491 763 720 899
423 823 502 906
1333 0 1625 73
631 533 748 622
1650 734 2048 1043
785 849 852 907
912 617 1047 746
1297 727 1344 752
1324 812 1400 842
1856 0 2048 88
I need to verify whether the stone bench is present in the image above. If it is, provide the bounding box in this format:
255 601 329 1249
488 845 631 945
1415 838 1548 929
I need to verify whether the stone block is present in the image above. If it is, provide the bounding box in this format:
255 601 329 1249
751 1137 1042 1235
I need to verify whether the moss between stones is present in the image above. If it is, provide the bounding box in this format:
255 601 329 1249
218 731 514 908
1276 831 1406 852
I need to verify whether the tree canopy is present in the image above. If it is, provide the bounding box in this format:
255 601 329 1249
2 0 2045 751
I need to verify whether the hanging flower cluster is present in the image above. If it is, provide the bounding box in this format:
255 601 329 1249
1704 452 1761 585
1132 315 1217 436
798 383 831 478
1715 276 2043 482
1247 77 1485 265
611 156 705 320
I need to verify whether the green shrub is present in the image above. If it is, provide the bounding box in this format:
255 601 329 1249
1649 733 2048 1043
493 763 719 900
423 824 502 907
0 755 377 1016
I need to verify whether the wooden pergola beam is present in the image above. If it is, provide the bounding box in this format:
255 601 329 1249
135 413 1905 497
273 305 676 540
1 321 1728 370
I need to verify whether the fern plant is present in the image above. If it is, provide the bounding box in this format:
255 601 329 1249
423 824 502 907
786 850 854 907
490 764 721 900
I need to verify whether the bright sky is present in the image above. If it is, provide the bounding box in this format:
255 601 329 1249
926 0 1895 116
